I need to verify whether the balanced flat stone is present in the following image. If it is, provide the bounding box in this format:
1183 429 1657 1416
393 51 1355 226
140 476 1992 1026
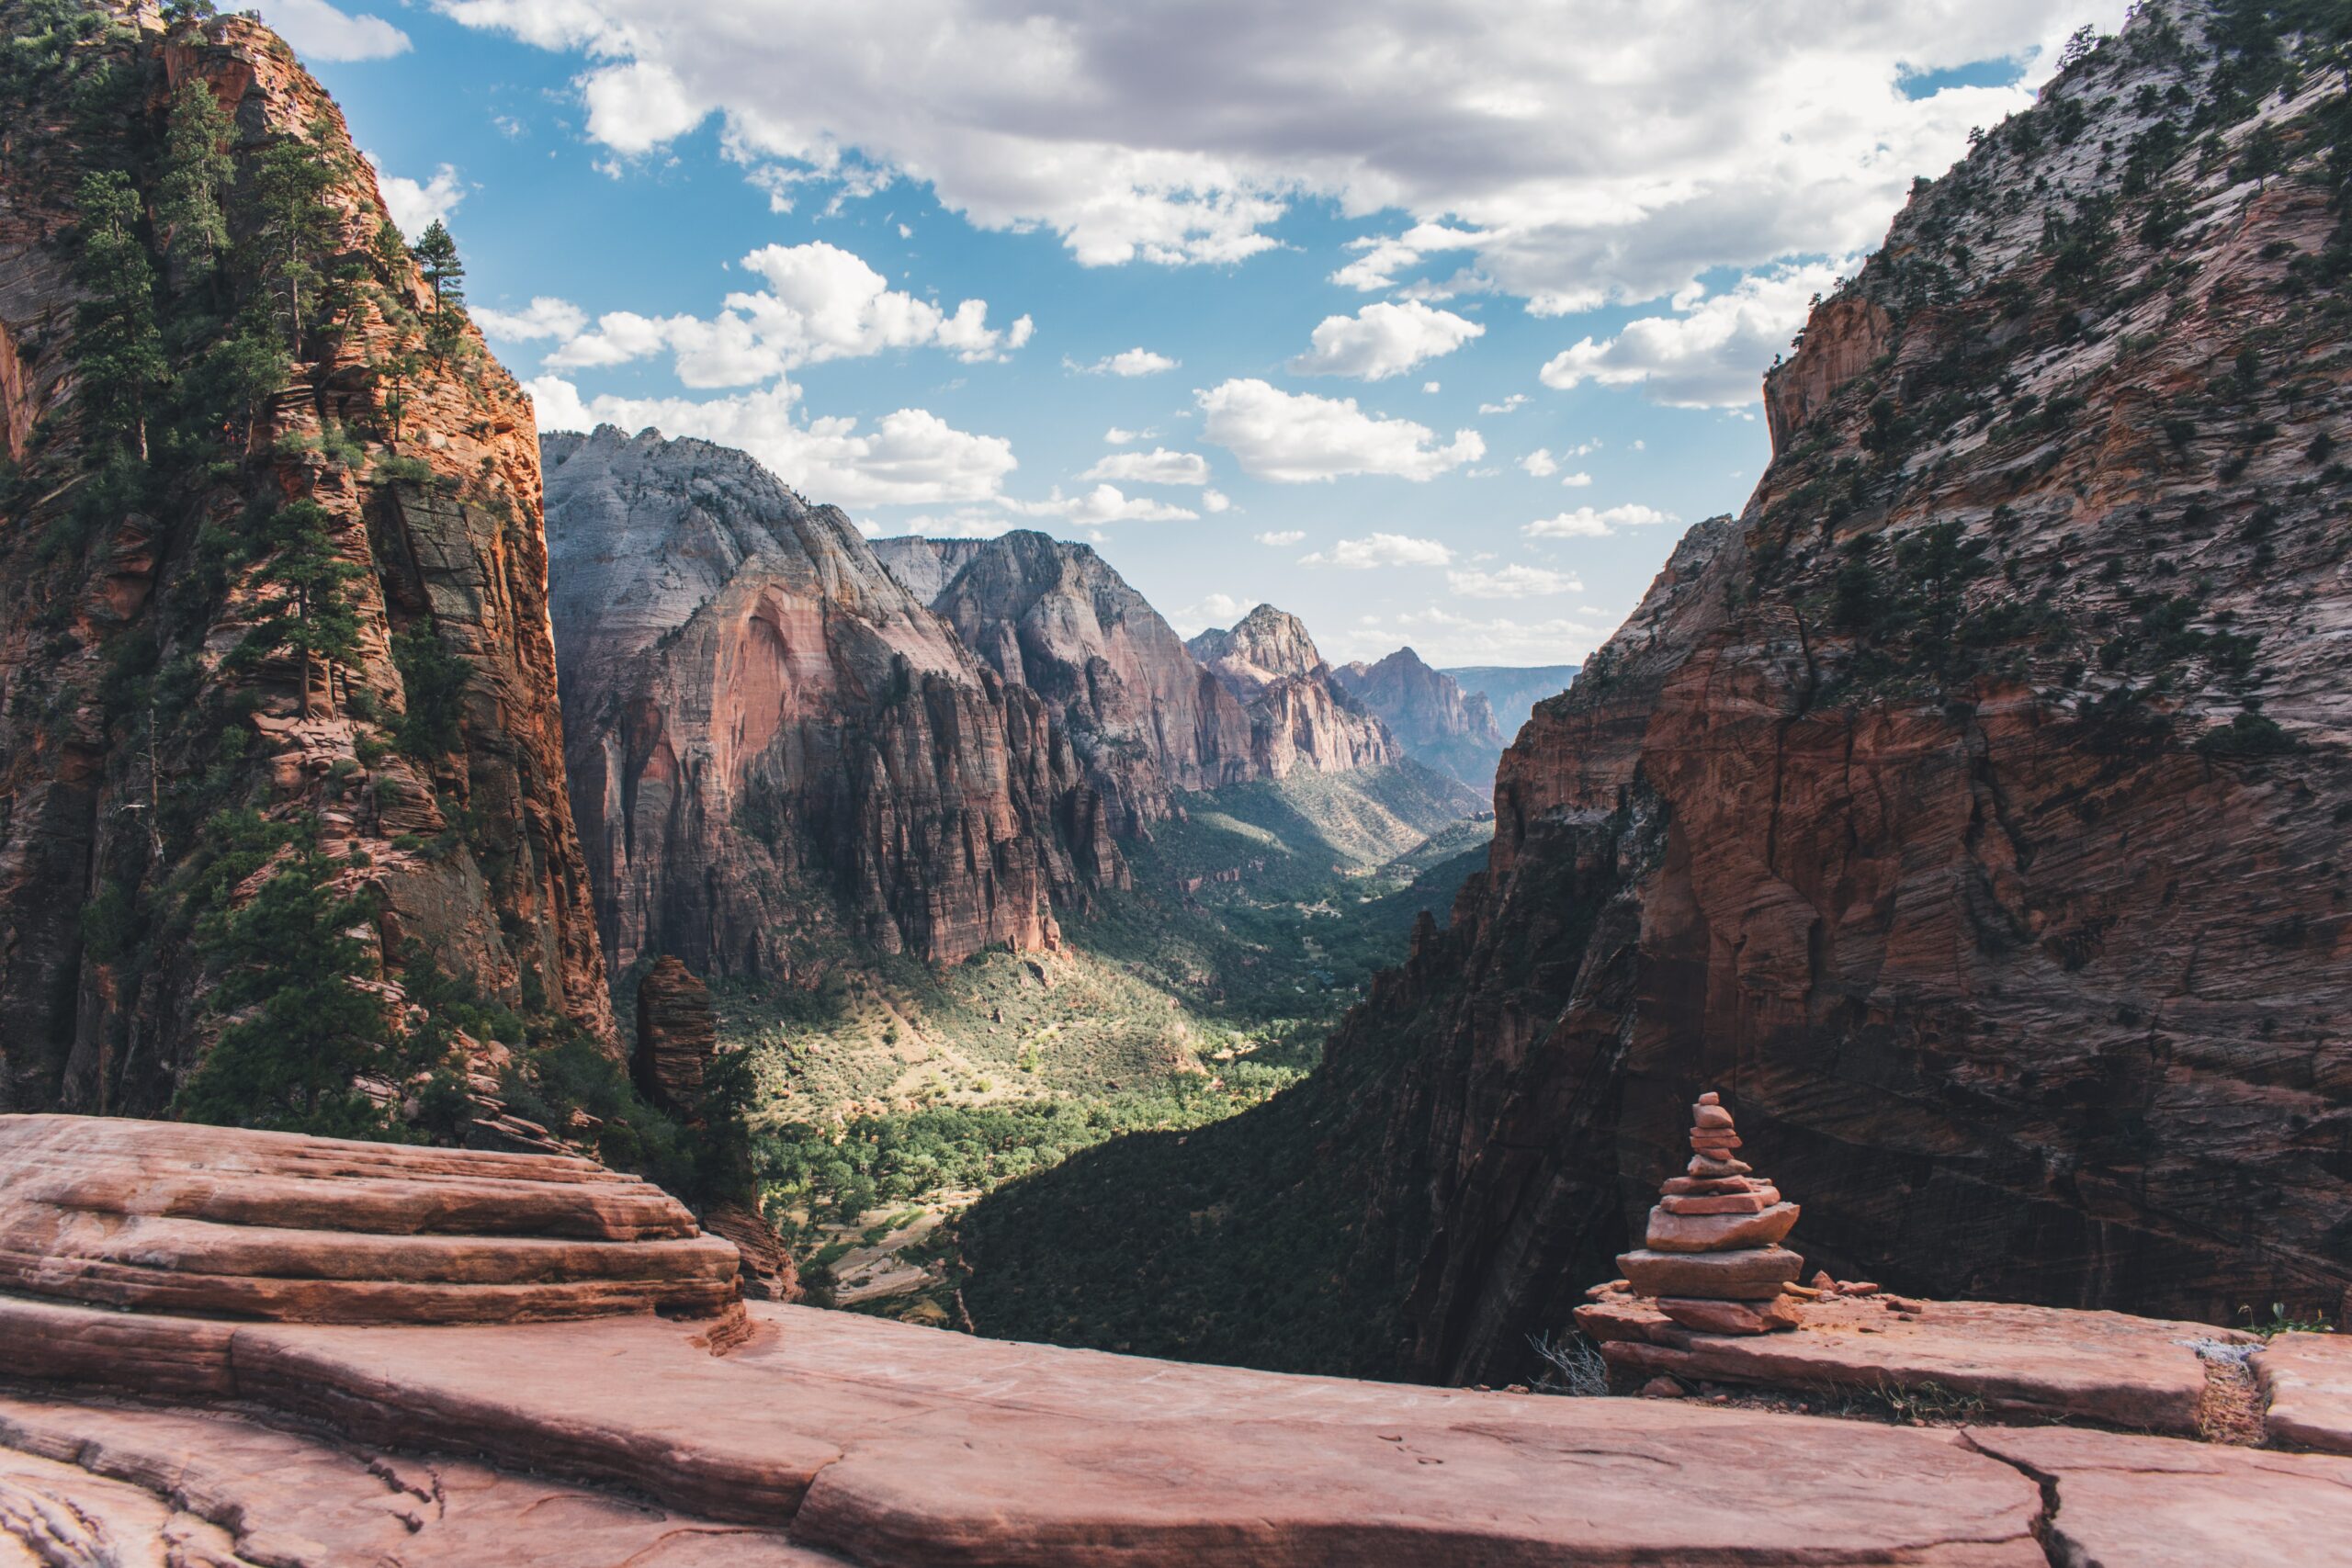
1617 1246 1804 1300
2254 1331 2352 1455
1961 1426 2352 1568
1578 1291 2253 1436
1645 1201 1800 1252
0 1114 739 1323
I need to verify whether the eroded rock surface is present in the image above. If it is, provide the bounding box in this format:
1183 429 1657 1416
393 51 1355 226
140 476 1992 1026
1335 647 1505 790
0 1113 738 1323
0 6 614 1117
1189 604 1401 777
545 428 1117 977
1287 1 2352 1383
2255 1331 2352 1456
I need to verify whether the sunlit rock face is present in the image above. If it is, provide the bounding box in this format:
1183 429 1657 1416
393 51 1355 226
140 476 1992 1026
1188 604 1401 778
1310 2 2352 1382
0 10 613 1114
1336 647 1506 790
547 430 1117 981
873 530 1257 835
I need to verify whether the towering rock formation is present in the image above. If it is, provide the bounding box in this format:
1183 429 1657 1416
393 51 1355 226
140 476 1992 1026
1188 604 1400 776
545 429 1118 982
1343 0 2352 1380
1441 664 1581 739
0 3 611 1118
872 531 1256 833
965 0 2352 1384
1335 648 1506 790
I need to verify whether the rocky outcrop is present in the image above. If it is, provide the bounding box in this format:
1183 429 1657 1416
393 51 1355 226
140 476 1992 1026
0 1113 739 1322
632 954 715 1115
631 953 795 1300
545 429 1118 980
0 5 612 1120
1189 604 1401 776
1440 663 1580 739
1319 1 2352 1382
872 531 1255 832
1335 647 1505 789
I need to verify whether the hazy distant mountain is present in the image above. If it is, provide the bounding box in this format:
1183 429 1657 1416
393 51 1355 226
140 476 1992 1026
1440 665 1581 739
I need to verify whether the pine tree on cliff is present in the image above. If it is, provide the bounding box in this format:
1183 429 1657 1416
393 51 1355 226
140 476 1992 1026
244 121 343 353
412 219 466 365
70 170 164 463
246 500 362 720
155 75 232 267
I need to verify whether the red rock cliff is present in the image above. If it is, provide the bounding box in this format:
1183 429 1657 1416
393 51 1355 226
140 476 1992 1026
1317 1 2352 1381
1188 604 1401 777
0 4 612 1115
546 429 1118 981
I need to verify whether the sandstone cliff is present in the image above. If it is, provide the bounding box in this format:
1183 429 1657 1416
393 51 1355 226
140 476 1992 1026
1335 647 1505 790
872 530 1256 833
0 2 611 1121
1188 604 1401 776
964 0 2352 1383
1442 663 1581 738
545 428 1118 981
1348 0 2352 1380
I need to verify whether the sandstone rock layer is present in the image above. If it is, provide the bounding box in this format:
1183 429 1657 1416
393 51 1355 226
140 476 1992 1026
0 1114 738 1323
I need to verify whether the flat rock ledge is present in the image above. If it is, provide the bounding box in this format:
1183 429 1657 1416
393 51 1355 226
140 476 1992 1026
2 1113 2346 1565
0 1113 740 1323
1578 1288 2256 1437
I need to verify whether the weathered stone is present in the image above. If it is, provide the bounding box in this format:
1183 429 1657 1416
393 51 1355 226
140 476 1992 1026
0 1114 738 1324
1580 1292 2247 1436
1645 1201 1800 1253
1332 647 1505 790
1189 605 1404 780
1657 1294 1804 1335
1616 1247 1804 1301
1962 1426 2352 1568
1662 1176 1771 1196
2253 1331 2352 1457
634 955 716 1115
1661 1190 1779 1215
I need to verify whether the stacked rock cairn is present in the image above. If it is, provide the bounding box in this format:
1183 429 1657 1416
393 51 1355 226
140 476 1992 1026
1614 1091 1805 1334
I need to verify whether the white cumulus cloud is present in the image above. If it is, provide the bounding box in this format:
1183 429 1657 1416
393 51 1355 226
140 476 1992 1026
1300 533 1453 570
1288 301 1484 381
1069 347 1181 376
1197 378 1482 483
1080 447 1212 485
1520 448 1558 478
526 376 1017 510
526 242 1029 386
1539 260 1848 408
368 160 462 239
472 296 588 342
272 0 411 60
1523 503 1681 538
437 0 2115 307
1448 564 1583 599
1254 530 1305 547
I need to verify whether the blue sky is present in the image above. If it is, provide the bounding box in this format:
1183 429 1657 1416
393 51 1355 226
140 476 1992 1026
290 0 2118 665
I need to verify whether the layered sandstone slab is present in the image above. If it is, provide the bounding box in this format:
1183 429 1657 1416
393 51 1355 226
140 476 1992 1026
1961 1426 2352 1568
0 1115 738 1324
1578 1290 2250 1435
2255 1331 2352 1456
223 1306 2048 1563
0 1392 831 1566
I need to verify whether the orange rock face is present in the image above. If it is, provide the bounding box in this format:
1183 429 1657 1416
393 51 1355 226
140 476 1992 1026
547 432 1117 976
0 1113 738 1323
0 11 612 1115
1302 9 2352 1382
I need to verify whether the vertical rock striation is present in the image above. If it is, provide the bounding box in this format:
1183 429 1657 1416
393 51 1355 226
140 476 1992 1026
0 3 611 1117
1336 0 2352 1381
545 428 1117 982
1335 647 1506 791
1188 604 1401 777
872 530 1257 833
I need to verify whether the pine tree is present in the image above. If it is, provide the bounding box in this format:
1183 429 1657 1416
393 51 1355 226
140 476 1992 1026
411 219 467 364
244 123 342 352
178 817 398 1139
155 76 232 268
72 170 166 461
254 500 362 719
